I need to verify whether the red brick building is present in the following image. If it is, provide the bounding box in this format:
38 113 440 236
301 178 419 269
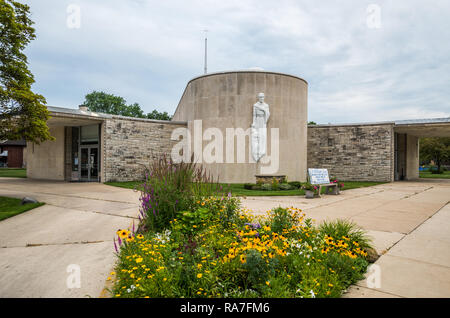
0 140 26 168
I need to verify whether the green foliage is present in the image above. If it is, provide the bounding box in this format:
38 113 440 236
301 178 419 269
83 91 172 120
271 178 279 190
139 154 222 232
420 137 450 171
146 109 172 121
322 253 368 286
279 183 294 190
318 219 372 251
177 208 211 236
260 183 272 191
288 181 302 189
267 206 297 234
302 182 318 193
242 249 269 288
243 183 254 190
112 205 373 298
0 0 52 144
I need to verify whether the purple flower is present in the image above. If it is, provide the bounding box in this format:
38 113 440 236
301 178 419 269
114 238 119 253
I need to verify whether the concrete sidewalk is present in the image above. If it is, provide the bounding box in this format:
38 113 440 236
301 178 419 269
0 178 140 298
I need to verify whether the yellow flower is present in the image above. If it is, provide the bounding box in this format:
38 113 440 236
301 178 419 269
197 273 203 279
135 257 143 263
136 234 144 239
265 281 270 286
117 229 129 239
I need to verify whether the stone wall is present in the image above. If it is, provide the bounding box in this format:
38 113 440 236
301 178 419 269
103 117 187 182
307 124 395 182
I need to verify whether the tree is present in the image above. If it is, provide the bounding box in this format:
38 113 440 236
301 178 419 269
308 121 317 125
83 91 144 118
146 109 172 121
420 137 450 172
0 0 52 144
83 91 172 120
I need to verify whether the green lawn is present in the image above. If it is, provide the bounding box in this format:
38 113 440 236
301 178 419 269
420 171 450 179
0 196 44 221
0 168 27 178
106 180 386 196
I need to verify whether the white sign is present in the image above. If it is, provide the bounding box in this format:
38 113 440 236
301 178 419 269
308 168 330 185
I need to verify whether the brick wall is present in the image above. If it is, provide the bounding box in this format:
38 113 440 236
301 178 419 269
307 124 395 182
103 118 187 182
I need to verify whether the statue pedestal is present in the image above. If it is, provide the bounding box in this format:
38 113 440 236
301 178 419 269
255 175 287 185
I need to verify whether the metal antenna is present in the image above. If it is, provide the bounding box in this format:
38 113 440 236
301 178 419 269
203 29 208 74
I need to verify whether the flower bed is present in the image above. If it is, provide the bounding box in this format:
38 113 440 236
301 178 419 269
111 197 372 298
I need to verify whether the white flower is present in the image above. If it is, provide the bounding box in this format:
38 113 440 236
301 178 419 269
310 290 316 298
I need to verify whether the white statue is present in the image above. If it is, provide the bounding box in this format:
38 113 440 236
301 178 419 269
251 92 270 162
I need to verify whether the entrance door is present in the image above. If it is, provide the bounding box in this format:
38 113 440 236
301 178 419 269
80 146 99 181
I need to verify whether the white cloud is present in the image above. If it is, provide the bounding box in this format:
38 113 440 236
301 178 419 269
22 0 450 122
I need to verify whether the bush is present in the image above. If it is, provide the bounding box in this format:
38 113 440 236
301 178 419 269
288 181 302 189
138 154 221 232
302 183 318 193
244 183 254 190
318 219 372 252
279 183 294 190
271 178 279 190
261 183 272 191
112 206 373 298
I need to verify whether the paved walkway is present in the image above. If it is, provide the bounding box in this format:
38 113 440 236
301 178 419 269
0 178 140 297
0 178 449 297
242 179 450 298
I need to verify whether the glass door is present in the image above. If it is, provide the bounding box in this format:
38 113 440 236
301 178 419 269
80 146 99 181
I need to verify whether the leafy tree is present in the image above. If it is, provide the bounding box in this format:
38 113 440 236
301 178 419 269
308 121 317 125
83 91 172 120
0 0 52 144
420 137 450 172
83 91 145 118
146 109 172 121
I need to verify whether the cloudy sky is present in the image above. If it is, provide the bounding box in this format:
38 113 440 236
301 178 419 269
23 0 450 123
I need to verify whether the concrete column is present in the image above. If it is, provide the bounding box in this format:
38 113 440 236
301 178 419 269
406 134 419 180
27 126 65 180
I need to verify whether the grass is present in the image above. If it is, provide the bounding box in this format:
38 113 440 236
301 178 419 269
106 180 386 196
420 171 450 179
0 168 27 178
0 196 44 221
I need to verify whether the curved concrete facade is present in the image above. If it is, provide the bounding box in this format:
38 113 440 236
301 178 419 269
173 70 308 183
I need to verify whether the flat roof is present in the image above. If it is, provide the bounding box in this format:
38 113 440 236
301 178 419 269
47 106 187 125
308 117 450 128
